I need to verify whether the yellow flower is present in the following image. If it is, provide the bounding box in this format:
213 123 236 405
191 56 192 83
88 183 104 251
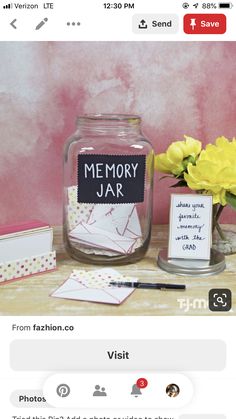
184 136 236 205
155 136 202 176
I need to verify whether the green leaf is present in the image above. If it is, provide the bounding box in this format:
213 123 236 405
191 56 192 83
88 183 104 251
171 180 188 188
226 191 236 210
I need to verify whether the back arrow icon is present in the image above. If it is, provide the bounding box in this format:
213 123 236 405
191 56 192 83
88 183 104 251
10 19 17 29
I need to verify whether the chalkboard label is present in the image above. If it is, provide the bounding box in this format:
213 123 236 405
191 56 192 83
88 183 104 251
77 154 146 204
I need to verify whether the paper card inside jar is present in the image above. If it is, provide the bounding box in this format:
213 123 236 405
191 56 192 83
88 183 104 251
67 187 142 255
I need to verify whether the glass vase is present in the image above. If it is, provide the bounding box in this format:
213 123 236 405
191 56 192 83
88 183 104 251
212 204 236 255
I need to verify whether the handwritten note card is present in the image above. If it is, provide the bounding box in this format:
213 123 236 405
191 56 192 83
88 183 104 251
168 194 213 260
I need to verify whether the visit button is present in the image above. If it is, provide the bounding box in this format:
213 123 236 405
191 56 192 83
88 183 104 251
184 14 226 34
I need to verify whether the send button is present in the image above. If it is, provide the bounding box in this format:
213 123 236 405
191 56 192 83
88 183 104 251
133 14 179 34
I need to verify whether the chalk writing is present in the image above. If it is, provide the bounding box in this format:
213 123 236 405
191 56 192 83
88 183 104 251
84 162 139 179
77 154 146 204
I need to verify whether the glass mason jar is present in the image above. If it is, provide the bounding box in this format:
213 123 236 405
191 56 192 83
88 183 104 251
63 114 154 265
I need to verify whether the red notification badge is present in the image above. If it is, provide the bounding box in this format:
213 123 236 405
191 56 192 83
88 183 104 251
136 378 148 389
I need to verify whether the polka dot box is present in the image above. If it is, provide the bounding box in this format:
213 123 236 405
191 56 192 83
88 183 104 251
0 251 56 284
0 220 56 284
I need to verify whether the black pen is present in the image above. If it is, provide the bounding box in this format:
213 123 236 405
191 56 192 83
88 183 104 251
110 281 186 290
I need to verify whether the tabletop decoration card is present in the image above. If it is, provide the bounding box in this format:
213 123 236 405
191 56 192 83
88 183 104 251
0 220 56 284
51 268 138 305
168 194 213 260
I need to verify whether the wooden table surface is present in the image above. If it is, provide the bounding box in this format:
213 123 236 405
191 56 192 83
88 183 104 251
0 225 235 316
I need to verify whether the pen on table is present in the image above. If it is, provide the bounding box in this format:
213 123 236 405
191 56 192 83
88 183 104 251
109 281 186 290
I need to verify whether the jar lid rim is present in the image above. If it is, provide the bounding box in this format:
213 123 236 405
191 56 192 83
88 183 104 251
77 114 141 122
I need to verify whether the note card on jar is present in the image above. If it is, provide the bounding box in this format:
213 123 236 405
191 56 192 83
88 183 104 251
168 194 213 260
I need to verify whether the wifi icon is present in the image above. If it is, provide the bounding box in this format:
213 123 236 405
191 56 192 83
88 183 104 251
3 3 12 8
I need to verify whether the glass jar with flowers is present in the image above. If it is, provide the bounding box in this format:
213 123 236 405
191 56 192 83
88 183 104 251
155 136 236 255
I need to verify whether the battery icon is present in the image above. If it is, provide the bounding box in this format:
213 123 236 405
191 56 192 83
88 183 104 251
219 2 233 7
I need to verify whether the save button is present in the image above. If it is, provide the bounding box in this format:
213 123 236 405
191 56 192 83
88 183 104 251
184 14 226 34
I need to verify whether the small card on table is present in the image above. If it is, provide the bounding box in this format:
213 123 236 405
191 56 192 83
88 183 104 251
51 268 138 305
168 194 213 260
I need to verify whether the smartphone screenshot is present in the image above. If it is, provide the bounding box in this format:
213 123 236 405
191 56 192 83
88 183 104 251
0 1 235 418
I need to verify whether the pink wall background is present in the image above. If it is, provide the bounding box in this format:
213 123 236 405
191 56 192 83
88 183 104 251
0 41 236 226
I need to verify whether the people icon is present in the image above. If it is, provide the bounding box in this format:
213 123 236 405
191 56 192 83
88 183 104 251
93 384 107 396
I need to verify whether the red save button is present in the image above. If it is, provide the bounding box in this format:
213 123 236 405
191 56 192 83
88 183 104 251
184 14 226 34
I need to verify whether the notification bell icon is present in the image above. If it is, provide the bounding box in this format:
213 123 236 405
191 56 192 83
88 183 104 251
131 384 142 397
